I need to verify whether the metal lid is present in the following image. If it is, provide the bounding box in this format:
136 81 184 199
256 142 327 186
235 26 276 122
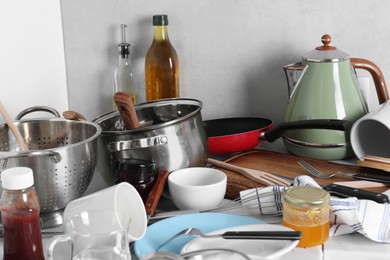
303 34 349 62
283 186 330 208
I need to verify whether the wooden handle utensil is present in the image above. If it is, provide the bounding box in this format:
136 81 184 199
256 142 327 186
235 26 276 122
0 101 28 151
114 92 140 130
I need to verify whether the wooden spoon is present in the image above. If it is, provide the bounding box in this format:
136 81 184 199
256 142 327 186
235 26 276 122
0 101 28 151
114 92 141 129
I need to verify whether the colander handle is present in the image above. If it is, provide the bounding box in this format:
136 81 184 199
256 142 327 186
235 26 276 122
107 135 168 152
0 150 62 164
16 106 60 120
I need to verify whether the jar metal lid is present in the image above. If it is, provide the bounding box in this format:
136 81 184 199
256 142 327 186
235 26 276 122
283 186 330 208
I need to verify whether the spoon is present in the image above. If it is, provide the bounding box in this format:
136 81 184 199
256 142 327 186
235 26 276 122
0 101 28 151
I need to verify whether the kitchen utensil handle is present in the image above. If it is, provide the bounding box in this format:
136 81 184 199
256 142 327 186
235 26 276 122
351 58 389 104
0 101 28 151
262 119 349 142
221 231 302 240
353 172 390 184
145 170 169 215
114 92 141 130
324 183 389 203
16 106 61 120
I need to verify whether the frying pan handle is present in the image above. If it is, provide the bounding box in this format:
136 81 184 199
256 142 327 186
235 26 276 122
261 119 350 142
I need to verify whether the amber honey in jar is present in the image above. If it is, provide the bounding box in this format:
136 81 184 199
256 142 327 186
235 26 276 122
282 186 330 248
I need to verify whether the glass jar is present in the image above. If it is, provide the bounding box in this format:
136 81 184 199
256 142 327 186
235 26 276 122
282 186 330 248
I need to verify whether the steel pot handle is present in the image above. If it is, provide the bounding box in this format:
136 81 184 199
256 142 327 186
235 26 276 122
107 135 168 152
16 106 61 120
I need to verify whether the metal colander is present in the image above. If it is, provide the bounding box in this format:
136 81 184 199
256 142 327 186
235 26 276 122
0 117 101 213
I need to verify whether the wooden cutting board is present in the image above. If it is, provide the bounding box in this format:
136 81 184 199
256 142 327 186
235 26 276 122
215 149 390 199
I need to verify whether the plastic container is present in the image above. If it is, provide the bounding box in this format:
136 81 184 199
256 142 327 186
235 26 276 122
1 167 44 260
282 186 330 248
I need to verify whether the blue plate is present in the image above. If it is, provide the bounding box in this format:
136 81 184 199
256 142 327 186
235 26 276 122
134 212 264 258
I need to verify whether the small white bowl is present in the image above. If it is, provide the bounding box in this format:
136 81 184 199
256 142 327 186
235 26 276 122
168 167 227 210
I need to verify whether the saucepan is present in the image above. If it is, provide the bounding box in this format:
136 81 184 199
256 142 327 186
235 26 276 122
204 118 349 155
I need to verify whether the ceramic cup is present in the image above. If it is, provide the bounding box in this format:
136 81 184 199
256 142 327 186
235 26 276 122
63 182 147 241
351 100 390 160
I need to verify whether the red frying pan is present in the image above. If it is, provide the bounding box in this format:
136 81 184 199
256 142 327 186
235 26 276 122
204 117 349 155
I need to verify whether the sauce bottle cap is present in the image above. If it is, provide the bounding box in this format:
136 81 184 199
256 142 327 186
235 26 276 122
153 15 169 26
1 167 34 190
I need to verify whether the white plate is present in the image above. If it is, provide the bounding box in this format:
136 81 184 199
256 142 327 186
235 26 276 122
181 224 299 260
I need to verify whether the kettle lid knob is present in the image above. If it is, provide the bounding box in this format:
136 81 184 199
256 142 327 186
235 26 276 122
315 34 337 51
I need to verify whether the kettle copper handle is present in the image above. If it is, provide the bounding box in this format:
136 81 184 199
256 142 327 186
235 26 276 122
351 58 390 104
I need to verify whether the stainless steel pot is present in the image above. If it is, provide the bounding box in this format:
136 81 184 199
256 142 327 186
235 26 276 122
93 98 208 185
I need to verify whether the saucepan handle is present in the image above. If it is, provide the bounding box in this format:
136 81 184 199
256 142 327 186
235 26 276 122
261 119 350 143
107 135 168 152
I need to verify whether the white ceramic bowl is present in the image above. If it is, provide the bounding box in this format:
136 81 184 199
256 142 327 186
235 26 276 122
168 167 227 210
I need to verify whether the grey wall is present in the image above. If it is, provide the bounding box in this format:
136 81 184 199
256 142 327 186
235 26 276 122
61 0 390 125
60 0 390 193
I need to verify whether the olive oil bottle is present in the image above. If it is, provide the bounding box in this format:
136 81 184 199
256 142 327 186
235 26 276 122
145 15 179 101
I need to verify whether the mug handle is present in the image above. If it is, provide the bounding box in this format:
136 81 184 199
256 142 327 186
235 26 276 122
47 234 72 260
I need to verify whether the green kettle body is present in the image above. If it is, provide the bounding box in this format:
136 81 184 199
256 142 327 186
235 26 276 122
284 60 367 160
283 34 389 160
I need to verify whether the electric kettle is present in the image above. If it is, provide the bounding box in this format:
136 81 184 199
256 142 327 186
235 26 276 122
283 34 389 160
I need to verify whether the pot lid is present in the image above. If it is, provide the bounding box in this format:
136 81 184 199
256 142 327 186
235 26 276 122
302 34 349 62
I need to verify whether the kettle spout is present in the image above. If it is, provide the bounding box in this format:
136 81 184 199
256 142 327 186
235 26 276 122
283 62 307 99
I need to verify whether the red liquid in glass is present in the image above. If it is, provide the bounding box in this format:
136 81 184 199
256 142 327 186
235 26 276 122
2 208 44 260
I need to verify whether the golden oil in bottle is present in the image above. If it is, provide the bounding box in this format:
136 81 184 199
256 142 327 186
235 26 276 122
145 14 179 101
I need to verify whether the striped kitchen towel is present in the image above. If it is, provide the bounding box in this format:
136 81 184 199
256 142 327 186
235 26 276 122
240 175 390 243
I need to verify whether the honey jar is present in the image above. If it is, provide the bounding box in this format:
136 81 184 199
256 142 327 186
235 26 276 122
282 186 330 248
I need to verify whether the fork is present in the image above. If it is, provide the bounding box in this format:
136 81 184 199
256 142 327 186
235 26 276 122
207 158 291 186
156 227 302 251
298 160 356 179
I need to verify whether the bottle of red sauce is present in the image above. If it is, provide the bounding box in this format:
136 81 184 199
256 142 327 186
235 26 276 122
1 167 44 260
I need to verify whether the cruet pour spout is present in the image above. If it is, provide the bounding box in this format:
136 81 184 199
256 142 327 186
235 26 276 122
283 62 308 100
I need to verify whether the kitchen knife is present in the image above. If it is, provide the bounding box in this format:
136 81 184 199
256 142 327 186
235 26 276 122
347 172 390 184
217 230 302 240
323 183 389 203
273 174 389 203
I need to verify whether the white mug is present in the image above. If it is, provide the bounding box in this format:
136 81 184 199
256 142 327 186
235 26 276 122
351 100 390 160
63 182 147 241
